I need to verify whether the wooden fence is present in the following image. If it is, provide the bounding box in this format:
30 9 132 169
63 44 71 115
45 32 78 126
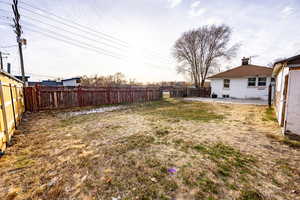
25 86 163 111
170 87 211 98
0 72 25 154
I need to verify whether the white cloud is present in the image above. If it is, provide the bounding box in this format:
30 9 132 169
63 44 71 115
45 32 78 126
167 0 182 8
206 17 223 25
0 25 6 29
191 1 201 8
188 1 206 17
281 6 295 18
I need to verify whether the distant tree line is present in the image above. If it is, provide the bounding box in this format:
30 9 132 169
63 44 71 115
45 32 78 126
80 72 142 87
80 72 193 88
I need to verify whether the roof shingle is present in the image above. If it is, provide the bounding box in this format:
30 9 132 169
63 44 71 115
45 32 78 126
208 65 273 79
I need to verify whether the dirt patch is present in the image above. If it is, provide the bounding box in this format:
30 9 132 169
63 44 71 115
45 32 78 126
0 98 299 200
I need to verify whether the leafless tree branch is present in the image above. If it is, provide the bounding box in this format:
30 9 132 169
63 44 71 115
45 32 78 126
173 24 239 87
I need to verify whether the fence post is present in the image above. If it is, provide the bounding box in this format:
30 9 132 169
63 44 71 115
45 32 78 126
131 87 134 103
268 84 272 108
0 81 9 145
14 85 20 124
9 84 17 129
117 89 120 103
107 87 111 104
35 85 40 111
77 86 82 107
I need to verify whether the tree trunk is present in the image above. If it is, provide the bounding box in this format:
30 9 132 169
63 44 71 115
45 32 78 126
200 79 205 87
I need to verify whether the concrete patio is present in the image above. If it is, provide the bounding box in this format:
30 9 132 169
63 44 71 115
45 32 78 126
184 97 269 105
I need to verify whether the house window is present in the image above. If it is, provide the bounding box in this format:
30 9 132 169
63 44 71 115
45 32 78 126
223 79 230 88
248 77 256 87
258 77 267 86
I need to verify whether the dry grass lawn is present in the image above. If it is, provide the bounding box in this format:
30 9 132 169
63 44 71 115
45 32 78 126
0 98 300 200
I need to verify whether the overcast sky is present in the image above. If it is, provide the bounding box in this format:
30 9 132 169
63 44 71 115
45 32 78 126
0 0 300 82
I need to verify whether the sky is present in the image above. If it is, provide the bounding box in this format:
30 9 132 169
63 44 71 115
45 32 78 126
0 0 300 82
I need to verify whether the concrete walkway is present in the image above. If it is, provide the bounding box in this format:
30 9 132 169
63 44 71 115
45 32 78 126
184 97 268 105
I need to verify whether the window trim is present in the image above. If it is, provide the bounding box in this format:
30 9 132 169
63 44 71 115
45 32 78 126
223 79 230 89
247 77 256 87
258 77 267 87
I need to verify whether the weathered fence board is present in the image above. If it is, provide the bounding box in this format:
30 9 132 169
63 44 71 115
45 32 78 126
0 72 25 154
170 87 211 98
25 86 162 111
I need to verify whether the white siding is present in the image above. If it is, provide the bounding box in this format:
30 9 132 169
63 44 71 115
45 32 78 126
286 70 300 135
210 77 272 100
62 79 79 87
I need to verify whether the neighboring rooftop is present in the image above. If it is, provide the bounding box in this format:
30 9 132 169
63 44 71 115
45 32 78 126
273 54 300 66
62 77 81 82
209 57 273 79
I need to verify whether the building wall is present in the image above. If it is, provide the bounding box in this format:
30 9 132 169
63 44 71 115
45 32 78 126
210 77 272 100
274 67 289 125
285 69 300 135
62 79 79 87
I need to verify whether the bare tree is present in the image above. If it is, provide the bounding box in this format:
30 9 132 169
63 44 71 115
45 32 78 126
173 24 239 88
267 57 286 68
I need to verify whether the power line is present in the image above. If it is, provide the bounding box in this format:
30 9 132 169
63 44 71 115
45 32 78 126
0 21 12 26
20 17 174 69
24 26 171 70
24 26 124 60
20 1 129 46
20 21 126 59
21 16 175 65
21 14 128 52
19 18 174 66
0 45 18 49
19 3 129 48
1 0 175 69
18 1 175 62
21 15 174 64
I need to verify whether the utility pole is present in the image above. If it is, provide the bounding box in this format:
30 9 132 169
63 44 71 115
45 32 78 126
12 0 26 84
0 52 3 70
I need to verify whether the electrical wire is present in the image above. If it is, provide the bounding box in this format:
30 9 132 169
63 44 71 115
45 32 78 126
21 14 128 51
24 26 124 60
18 1 175 62
1 0 175 70
19 6 175 65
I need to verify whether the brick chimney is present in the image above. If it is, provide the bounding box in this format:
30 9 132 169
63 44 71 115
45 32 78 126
242 57 250 65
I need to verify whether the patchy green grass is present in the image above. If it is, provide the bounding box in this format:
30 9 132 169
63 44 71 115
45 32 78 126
139 98 224 122
105 134 156 156
194 143 256 167
238 189 265 200
266 133 300 149
59 113 98 127
193 142 256 181
262 107 277 122
2 98 300 200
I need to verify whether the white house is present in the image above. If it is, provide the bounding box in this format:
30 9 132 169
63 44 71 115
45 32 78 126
62 77 81 87
273 55 300 136
209 58 273 100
